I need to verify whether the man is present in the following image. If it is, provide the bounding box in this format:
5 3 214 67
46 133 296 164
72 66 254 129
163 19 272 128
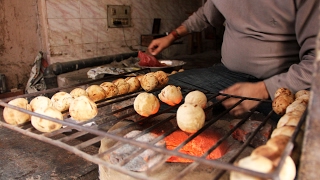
148 0 318 116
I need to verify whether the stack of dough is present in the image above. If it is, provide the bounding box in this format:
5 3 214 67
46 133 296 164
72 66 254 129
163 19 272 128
176 90 207 133
230 88 309 180
29 95 66 132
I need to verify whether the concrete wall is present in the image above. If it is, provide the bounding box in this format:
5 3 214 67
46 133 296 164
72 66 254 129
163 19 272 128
0 0 201 91
41 0 201 64
0 0 43 91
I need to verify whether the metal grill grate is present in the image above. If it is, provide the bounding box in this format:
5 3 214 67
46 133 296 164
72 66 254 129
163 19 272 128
0 71 305 180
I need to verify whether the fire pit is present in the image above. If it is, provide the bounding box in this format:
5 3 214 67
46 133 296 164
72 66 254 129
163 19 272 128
98 114 255 180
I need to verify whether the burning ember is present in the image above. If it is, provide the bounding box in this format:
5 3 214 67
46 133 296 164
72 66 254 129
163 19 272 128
155 129 228 163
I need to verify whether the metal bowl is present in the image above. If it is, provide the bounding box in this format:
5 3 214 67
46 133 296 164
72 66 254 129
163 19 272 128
136 60 186 72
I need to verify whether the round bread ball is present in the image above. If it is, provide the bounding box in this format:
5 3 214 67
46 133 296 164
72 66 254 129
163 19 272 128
271 126 296 138
140 73 158 92
153 70 169 88
286 99 307 114
279 156 296 180
176 103 205 133
184 90 207 109
113 78 130 95
125 77 141 93
272 95 294 115
136 74 144 82
51 92 73 112
133 92 160 117
295 89 310 99
100 82 119 98
230 155 273 180
274 88 293 99
31 107 63 132
70 87 88 98
266 135 290 153
30 96 53 111
277 113 301 128
170 70 178 75
295 94 310 104
86 85 106 102
69 96 98 121
3 98 32 125
251 145 280 163
158 85 183 106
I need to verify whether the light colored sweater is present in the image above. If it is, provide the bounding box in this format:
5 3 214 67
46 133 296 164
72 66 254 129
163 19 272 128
182 0 318 99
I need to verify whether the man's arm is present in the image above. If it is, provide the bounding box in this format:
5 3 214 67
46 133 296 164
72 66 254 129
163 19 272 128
264 0 319 99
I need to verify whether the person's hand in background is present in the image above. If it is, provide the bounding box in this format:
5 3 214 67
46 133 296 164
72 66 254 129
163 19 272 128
216 81 270 116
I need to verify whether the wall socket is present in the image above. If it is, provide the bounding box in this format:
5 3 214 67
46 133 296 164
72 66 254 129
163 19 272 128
107 5 131 28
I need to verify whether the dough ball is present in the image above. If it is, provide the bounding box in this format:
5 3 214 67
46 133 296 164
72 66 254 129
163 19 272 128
286 99 307 114
70 88 88 98
31 107 63 132
100 82 119 98
279 156 296 180
158 85 183 106
266 135 290 153
30 96 53 111
140 73 158 92
295 89 310 99
176 103 205 133
133 92 160 117
3 98 32 125
277 113 301 128
51 92 73 112
170 70 178 75
271 126 296 138
153 70 169 88
274 88 293 99
230 155 273 180
251 145 280 162
184 90 207 109
272 95 294 115
136 74 144 82
86 85 106 102
113 78 130 95
178 69 184 72
295 94 310 104
69 96 98 121
125 77 141 93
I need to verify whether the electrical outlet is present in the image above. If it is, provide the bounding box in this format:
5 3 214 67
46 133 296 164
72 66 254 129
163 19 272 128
107 5 131 28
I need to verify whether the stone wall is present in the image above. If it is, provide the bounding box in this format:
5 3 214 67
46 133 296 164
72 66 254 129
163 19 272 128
0 0 43 91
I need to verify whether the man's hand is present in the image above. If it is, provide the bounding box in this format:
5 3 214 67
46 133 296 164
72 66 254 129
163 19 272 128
216 81 269 116
148 35 175 56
